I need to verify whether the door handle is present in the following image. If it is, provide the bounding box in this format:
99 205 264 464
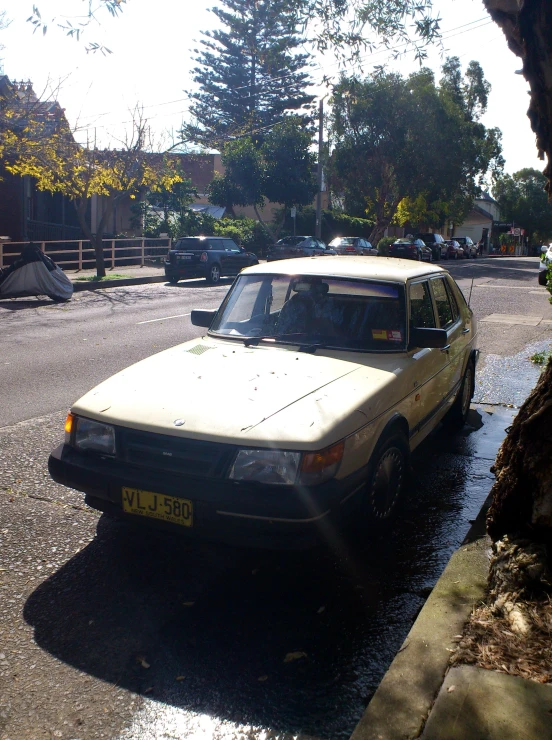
462 327 470 334
440 344 451 352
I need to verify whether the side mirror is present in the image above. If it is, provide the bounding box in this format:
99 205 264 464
191 309 217 328
409 327 448 349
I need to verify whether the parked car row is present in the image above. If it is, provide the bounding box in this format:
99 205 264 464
164 233 480 284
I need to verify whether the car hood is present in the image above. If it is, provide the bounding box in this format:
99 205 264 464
72 339 396 448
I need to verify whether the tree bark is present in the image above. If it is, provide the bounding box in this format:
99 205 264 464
487 359 552 542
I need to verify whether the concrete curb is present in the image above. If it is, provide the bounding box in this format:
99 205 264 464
72 275 167 291
350 511 491 740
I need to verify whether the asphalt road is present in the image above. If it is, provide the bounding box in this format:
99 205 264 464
0 257 551 740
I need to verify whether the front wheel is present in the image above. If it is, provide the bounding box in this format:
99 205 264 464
364 434 408 522
444 361 475 430
207 263 221 284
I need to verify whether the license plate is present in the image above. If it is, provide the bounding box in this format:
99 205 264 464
178 255 192 261
122 487 193 527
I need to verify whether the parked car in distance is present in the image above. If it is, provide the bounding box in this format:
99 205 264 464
329 237 378 256
416 233 445 261
267 236 335 262
388 237 432 262
165 236 258 284
49 256 478 550
441 240 464 260
539 244 552 285
454 236 477 258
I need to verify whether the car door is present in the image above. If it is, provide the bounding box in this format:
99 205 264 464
406 279 449 445
429 275 465 406
220 239 244 275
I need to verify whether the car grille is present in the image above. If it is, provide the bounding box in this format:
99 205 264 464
117 427 235 478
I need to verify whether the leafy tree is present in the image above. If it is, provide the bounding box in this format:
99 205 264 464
6 111 182 277
182 0 314 148
131 173 197 237
493 168 552 248
329 63 503 243
209 116 316 241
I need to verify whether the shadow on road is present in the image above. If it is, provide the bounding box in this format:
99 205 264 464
22 411 503 739
446 256 540 284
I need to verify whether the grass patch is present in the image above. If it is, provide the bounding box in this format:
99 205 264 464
530 349 552 365
74 273 131 282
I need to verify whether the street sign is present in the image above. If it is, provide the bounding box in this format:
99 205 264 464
290 207 296 218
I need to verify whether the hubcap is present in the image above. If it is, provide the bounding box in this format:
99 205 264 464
211 266 220 281
369 447 403 519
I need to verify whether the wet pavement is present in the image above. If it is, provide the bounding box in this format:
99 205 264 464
1 404 515 740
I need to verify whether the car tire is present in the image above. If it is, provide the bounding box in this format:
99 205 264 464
364 432 409 522
538 271 548 286
207 263 221 284
168 276 179 285
443 360 475 431
417 252 422 261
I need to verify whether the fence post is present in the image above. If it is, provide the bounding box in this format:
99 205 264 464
78 241 83 270
141 238 145 267
111 240 115 269
40 242 46 253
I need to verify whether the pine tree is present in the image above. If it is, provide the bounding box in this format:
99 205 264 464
183 0 314 148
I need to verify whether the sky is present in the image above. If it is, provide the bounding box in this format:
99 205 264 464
0 0 544 179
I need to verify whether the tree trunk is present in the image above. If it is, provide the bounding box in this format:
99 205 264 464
73 197 115 278
486 359 552 542
253 204 277 243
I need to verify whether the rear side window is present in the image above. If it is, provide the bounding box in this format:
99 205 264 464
410 281 435 328
223 239 239 251
431 277 456 329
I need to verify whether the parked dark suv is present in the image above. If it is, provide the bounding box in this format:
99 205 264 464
416 233 445 261
165 236 258 284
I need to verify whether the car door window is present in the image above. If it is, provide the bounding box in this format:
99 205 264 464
410 281 436 328
223 239 239 252
431 277 456 329
444 278 459 322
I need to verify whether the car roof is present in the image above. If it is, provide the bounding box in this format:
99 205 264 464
241 255 447 282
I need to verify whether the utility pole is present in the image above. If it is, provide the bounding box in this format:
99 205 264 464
315 97 325 239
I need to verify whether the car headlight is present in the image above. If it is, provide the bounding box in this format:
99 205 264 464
228 449 300 485
228 441 345 486
72 416 116 456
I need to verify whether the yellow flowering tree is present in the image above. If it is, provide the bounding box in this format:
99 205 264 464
6 111 182 277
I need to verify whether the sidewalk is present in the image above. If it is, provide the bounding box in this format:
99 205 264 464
66 263 166 291
350 439 552 740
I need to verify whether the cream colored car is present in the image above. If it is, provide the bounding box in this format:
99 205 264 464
49 257 478 549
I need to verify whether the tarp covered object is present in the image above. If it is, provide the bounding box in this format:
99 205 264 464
0 244 73 302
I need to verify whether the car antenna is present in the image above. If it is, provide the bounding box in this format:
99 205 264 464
468 277 474 308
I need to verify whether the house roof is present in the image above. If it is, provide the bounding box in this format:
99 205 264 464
473 204 495 220
478 191 498 205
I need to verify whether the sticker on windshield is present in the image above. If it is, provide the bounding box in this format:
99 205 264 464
372 329 403 342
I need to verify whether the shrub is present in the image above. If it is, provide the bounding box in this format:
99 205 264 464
377 237 395 256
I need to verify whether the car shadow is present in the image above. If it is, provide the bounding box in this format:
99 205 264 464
164 278 234 289
22 409 498 738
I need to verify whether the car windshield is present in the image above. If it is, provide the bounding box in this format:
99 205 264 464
174 237 213 251
209 274 407 352
276 236 307 246
330 238 355 246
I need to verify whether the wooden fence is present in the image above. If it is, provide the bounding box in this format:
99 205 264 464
0 237 172 271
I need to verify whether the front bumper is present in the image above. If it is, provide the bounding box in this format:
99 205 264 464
48 444 367 550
